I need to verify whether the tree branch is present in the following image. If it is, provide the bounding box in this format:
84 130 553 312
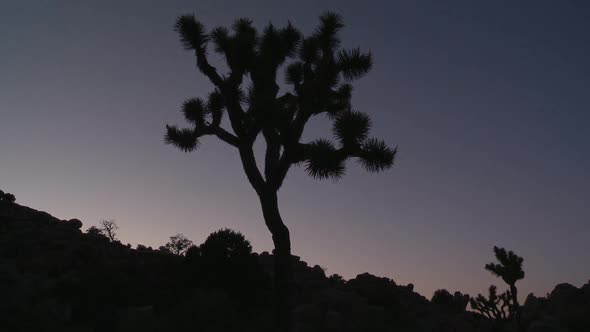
222 84 248 138
238 145 266 194
195 48 224 87
272 108 311 188
263 128 281 184
213 127 239 147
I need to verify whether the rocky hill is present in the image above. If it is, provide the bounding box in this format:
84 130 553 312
1 200 588 332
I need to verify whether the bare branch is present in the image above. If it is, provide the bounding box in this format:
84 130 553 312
195 48 224 87
99 219 119 242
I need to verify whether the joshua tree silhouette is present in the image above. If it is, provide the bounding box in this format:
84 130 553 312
470 285 511 321
485 246 524 319
165 12 396 330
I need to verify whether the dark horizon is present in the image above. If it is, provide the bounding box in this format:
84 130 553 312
1 0 589 302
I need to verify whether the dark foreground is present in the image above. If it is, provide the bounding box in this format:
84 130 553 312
0 200 588 332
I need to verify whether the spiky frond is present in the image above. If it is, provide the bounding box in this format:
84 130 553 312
305 139 345 180
210 26 231 55
357 139 396 172
336 83 353 99
485 246 525 285
325 84 353 116
317 59 341 89
207 90 224 126
174 15 209 50
315 12 344 51
338 48 373 80
231 18 258 71
232 18 256 36
259 23 281 63
181 98 208 126
165 125 199 152
280 23 302 58
333 111 371 146
301 37 320 64
207 90 224 113
286 62 303 86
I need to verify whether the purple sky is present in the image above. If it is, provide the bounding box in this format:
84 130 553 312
1 0 589 300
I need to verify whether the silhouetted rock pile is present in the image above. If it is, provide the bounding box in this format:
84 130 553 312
0 201 181 331
1 201 589 331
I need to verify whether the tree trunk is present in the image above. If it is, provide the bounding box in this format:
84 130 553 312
510 284 521 332
259 190 292 332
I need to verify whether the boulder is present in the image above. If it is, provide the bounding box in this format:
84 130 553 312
527 317 565 332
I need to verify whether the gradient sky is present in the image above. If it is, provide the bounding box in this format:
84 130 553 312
1 0 589 300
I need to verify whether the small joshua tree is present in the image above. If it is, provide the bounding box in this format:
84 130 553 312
485 246 524 319
164 233 194 255
470 285 511 321
165 12 396 330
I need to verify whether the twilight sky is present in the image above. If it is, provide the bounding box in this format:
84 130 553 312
1 0 589 300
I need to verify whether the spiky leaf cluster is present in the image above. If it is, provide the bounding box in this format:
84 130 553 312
485 246 525 286
166 12 396 188
305 139 345 180
165 125 198 152
175 14 209 51
358 139 397 172
334 111 370 146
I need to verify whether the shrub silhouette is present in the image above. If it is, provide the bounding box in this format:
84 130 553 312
165 12 396 330
184 229 269 312
327 273 346 287
431 289 469 314
86 225 106 238
98 219 119 242
0 190 16 203
164 233 194 255
432 289 454 306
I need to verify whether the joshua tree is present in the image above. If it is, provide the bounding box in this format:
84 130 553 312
98 219 119 242
164 233 194 255
485 246 524 319
470 285 511 321
165 12 396 330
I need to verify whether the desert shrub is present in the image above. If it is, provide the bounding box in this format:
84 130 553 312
0 191 16 203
